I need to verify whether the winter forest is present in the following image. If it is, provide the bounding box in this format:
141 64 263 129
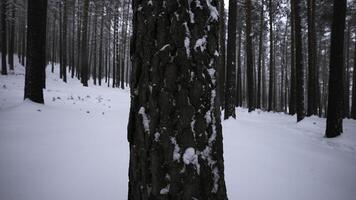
0 0 356 199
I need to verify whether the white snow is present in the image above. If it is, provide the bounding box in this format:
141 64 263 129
0 57 356 200
138 107 150 133
194 36 207 52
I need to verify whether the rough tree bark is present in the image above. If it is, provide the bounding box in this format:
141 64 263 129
224 0 237 119
325 0 346 138
128 0 228 199
218 0 226 108
24 0 47 103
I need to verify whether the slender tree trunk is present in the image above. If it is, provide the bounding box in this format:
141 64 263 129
268 0 274 112
62 0 68 82
92 4 98 85
246 0 255 112
24 0 47 103
128 1 228 199
236 22 242 107
351 38 356 119
224 0 237 119
218 0 226 108
1 0 7 75
8 0 16 71
307 0 317 116
98 4 104 86
289 0 296 115
343 23 350 118
325 0 346 138
257 0 264 109
80 0 89 87
294 0 305 122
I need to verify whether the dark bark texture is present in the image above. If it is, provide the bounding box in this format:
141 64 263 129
224 0 237 118
325 0 346 138
293 0 305 122
24 0 47 103
128 0 228 199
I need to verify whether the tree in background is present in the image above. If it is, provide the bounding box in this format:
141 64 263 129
307 0 318 116
293 0 305 122
246 0 255 112
325 0 347 138
1 0 7 75
224 0 237 118
80 0 89 87
24 0 47 103
128 0 228 199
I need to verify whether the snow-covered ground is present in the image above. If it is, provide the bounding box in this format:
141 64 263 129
1 60 356 200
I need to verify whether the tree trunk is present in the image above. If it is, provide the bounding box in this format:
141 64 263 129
128 1 228 199
224 0 237 119
343 23 350 118
307 0 317 116
1 0 7 75
246 0 255 112
325 0 346 138
289 0 296 115
24 0 47 103
294 0 305 122
218 0 226 109
236 22 242 107
257 0 264 109
268 0 274 112
62 0 68 82
8 0 16 71
80 0 89 87
351 38 356 119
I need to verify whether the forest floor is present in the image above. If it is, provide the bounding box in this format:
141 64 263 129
1 60 356 200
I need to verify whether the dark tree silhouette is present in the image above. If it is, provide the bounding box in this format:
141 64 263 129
24 0 47 103
325 0 346 138
224 0 237 118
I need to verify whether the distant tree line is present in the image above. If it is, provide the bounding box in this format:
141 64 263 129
1 0 132 89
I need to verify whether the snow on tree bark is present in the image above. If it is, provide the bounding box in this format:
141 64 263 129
128 0 228 199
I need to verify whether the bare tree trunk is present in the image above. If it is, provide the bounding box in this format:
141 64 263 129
294 0 305 122
246 0 255 112
1 0 7 75
128 1 228 199
24 0 47 103
224 0 237 118
325 0 346 138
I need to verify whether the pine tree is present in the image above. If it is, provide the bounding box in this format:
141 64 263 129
268 0 274 112
80 0 89 87
128 1 228 199
293 0 305 122
351 38 356 119
224 0 237 119
246 0 255 112
325 0 346 138
1 0 7 75
24 0 47 103
307 0 317 116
